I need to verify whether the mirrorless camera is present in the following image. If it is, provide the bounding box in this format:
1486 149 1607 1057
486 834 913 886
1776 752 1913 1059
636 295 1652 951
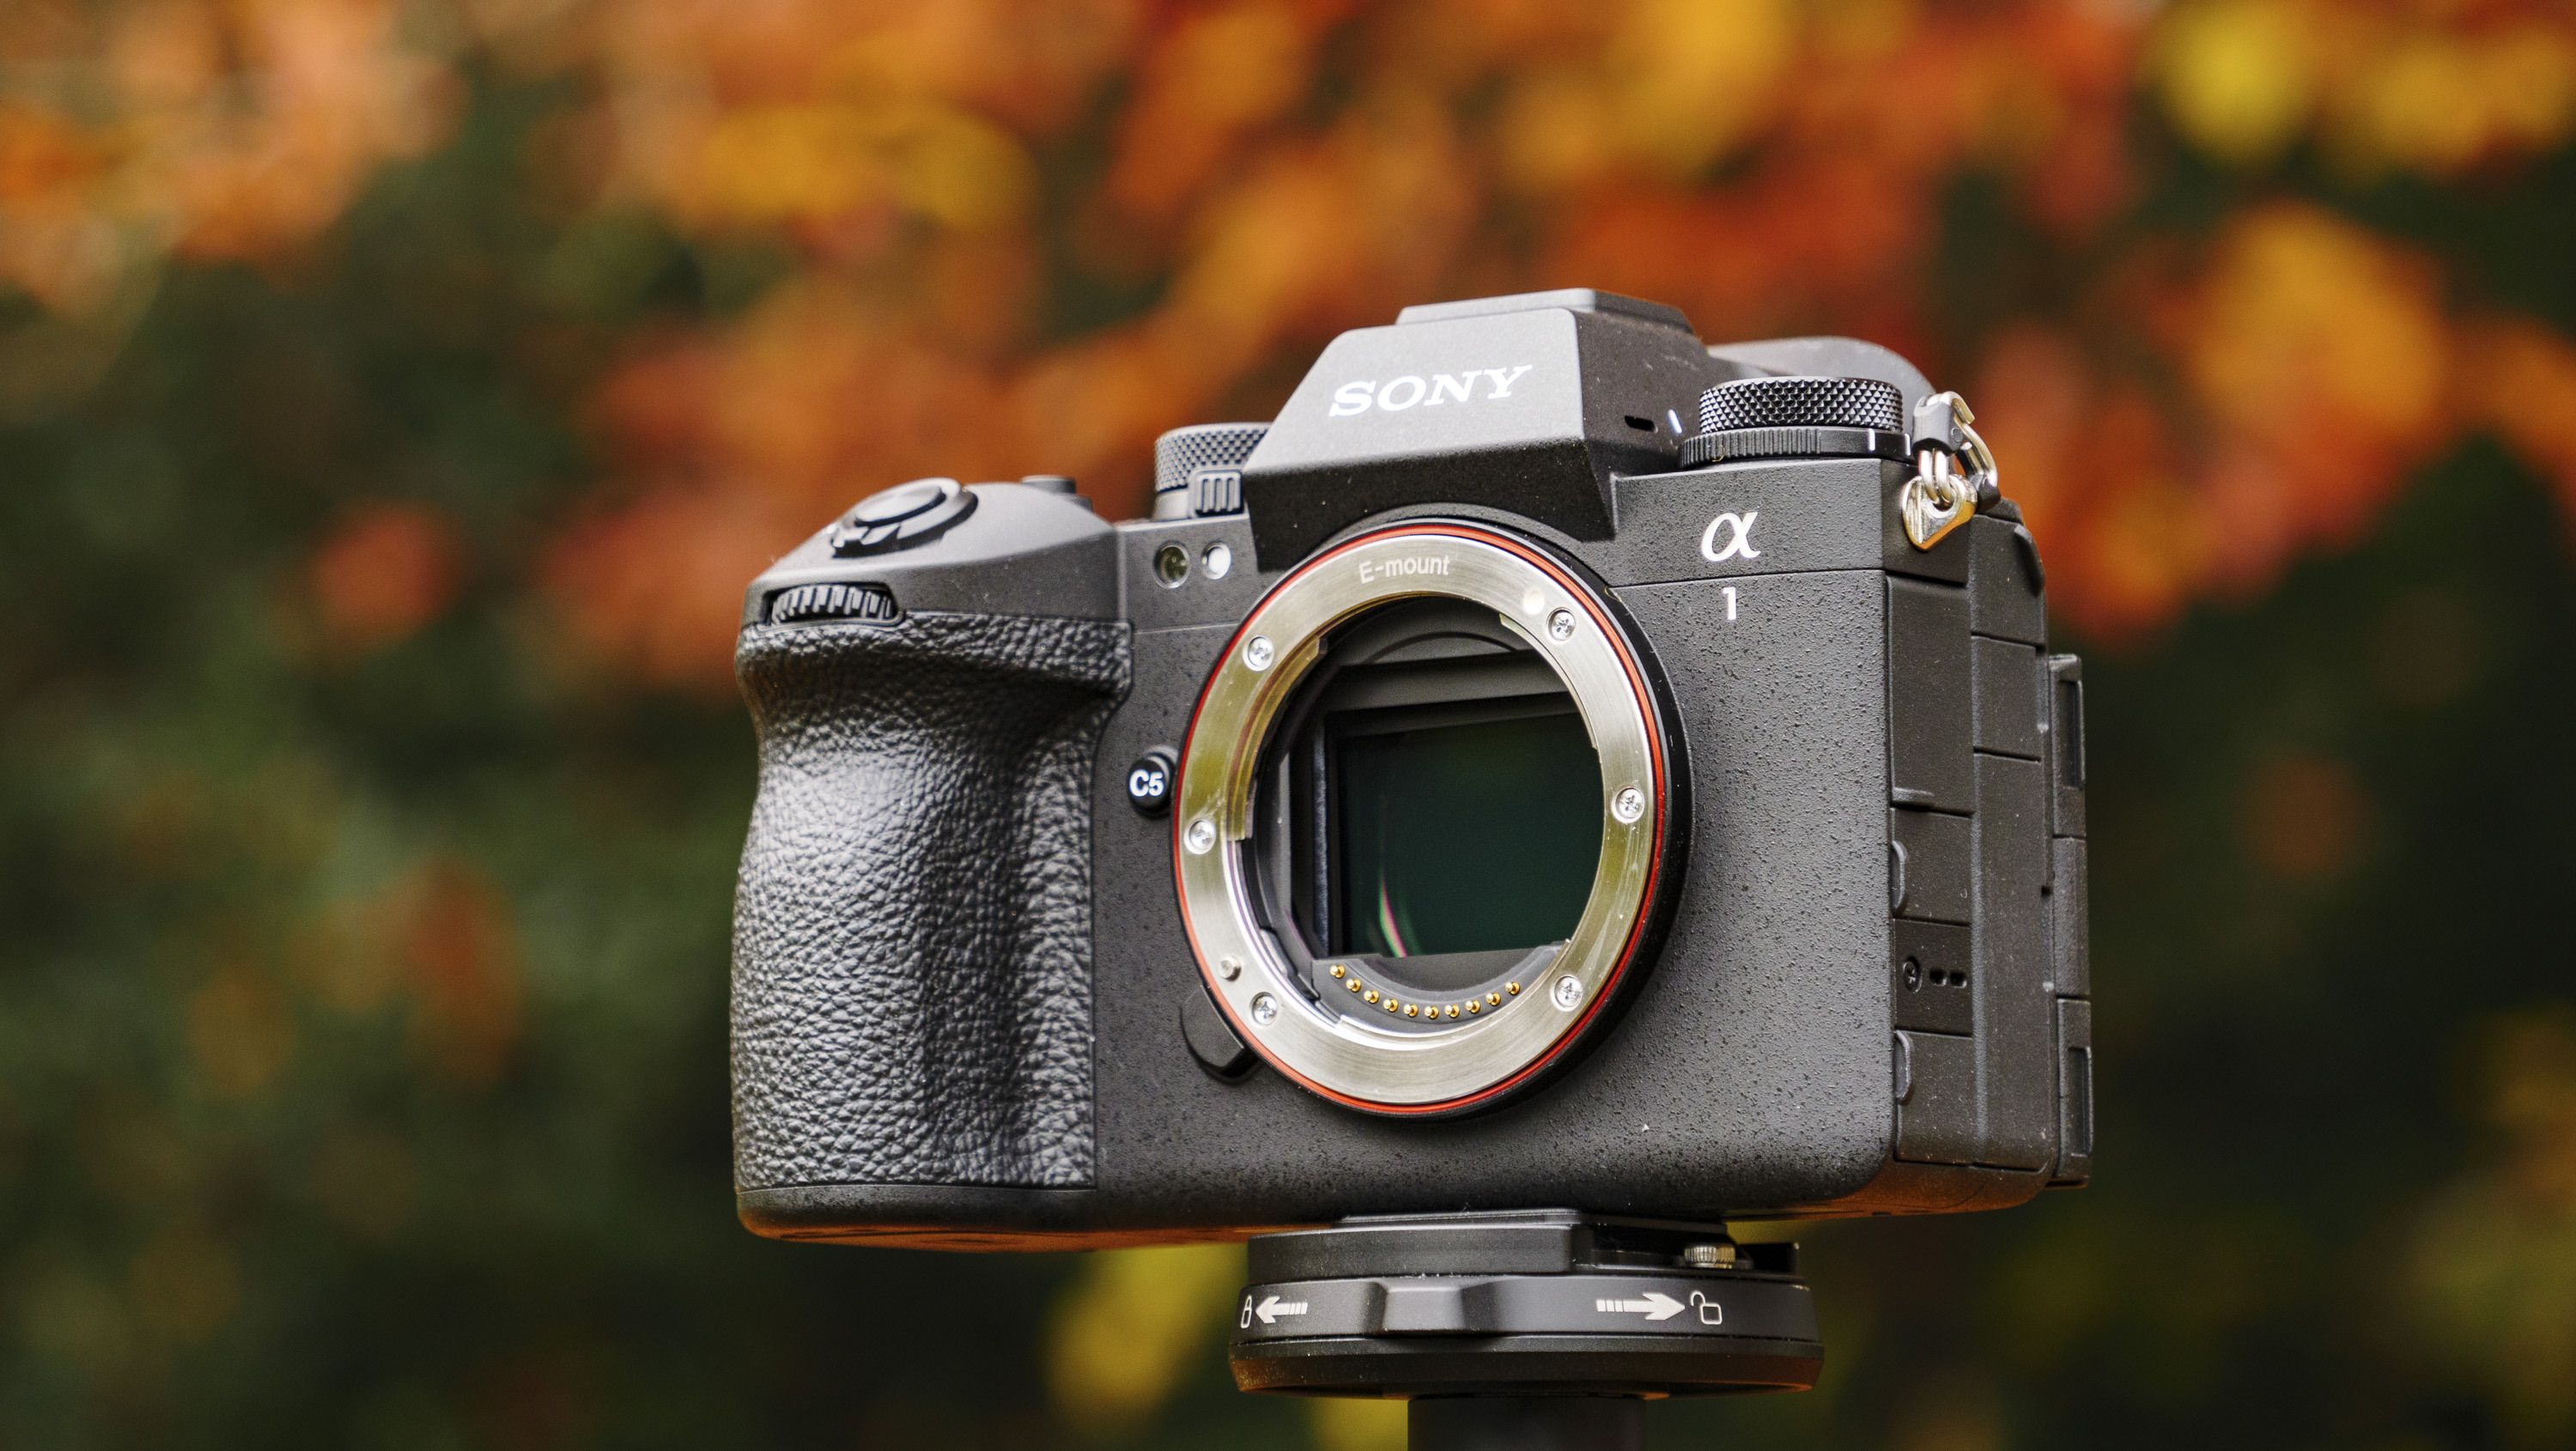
728 288 2091 1252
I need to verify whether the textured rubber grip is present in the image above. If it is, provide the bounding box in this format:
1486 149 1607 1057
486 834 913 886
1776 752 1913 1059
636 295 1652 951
732 612 1132 1193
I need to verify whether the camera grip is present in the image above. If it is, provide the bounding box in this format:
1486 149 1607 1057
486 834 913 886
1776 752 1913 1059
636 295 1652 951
732 613 1131 1193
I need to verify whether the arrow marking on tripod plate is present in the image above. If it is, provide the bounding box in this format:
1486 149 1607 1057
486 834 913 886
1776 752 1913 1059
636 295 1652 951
1595 1292 1685 1321
1255 1296 1308 1325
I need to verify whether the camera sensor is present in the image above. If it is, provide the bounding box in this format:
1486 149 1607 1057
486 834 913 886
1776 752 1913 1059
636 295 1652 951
1334 710 1599 959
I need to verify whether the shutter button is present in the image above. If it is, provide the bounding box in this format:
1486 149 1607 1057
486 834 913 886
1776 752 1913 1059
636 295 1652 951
829 477 979 556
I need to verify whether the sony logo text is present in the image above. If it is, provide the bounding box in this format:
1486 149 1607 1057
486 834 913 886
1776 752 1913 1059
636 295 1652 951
1329 367 1534 417
1358 556 1451 585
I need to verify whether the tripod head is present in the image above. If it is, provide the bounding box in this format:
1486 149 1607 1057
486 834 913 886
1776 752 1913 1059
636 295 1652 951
1229 1210 1820 1448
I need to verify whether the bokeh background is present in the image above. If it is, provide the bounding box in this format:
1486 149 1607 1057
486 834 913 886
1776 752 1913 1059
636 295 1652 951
7 0 2576 1447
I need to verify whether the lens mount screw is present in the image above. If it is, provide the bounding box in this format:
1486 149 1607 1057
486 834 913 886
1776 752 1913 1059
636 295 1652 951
1547 609 1577 641
1184 818 1218 854
1552 974 1583 1010
1612 786 1646 823
1243 635 1275 671
1249 993 1279 1026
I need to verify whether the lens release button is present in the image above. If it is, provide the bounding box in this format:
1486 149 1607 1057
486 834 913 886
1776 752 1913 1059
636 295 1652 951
1181 988 1255 1079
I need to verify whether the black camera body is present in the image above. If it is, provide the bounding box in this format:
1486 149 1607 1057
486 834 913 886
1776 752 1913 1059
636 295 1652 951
731 289 2091 1249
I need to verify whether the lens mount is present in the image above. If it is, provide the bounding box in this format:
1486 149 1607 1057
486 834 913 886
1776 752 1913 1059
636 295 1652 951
1173 522 1676 1114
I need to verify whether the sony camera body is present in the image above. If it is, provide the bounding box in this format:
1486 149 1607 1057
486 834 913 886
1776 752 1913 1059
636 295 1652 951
730 289 2092 1248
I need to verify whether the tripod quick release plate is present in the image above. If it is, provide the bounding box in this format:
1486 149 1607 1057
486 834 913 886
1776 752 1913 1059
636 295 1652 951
1228 1211 1823 1399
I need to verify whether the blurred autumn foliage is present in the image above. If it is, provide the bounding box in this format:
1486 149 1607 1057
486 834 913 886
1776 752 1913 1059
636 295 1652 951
6 1 2576 1448
14 0 2576 671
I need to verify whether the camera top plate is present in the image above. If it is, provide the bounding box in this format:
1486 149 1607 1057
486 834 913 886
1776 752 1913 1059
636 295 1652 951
1236 291 1736 569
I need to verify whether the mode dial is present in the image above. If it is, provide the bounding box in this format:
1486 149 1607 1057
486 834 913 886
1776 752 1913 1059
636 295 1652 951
828 477 979 556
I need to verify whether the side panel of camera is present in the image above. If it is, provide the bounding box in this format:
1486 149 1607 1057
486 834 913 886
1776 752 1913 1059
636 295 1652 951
1875 510 2084 1186
1605 455 2081 1212
2046 652 2093 1186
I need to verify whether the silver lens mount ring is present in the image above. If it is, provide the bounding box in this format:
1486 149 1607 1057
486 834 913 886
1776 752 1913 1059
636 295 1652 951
1171 521 1675 1114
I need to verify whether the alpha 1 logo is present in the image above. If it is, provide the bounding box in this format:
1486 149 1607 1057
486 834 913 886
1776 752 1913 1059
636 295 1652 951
1328 366 1535 416
1701 510 1759 563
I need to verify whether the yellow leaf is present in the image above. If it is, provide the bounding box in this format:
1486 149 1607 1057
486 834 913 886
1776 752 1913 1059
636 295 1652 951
2152 0 2314 167
1609 0 1798 175
690 101 1033 232
1309 1395 1407 1451
2185 203 2445 447
1044 1242 1244 1435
